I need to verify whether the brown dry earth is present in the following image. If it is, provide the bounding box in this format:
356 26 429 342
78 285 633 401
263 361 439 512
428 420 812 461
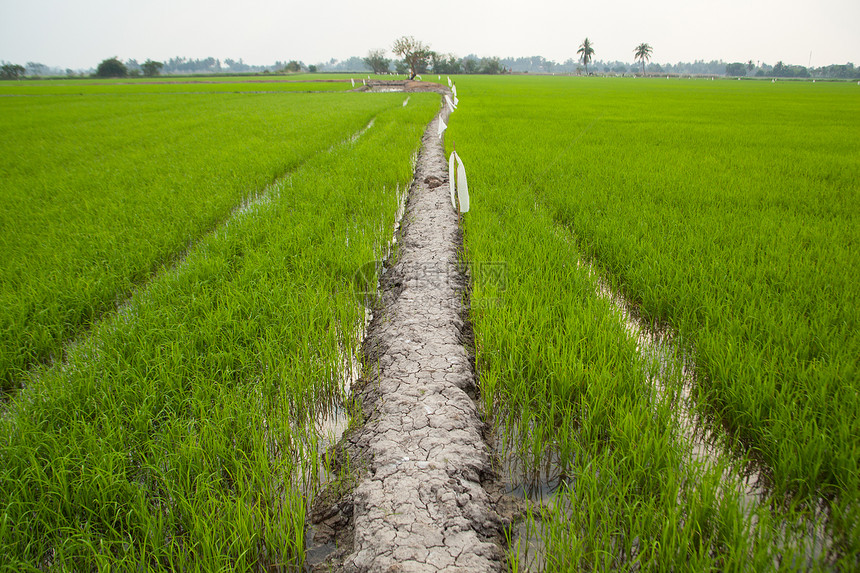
308 84 506 572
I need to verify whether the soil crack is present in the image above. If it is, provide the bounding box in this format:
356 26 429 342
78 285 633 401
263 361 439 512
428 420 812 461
307 93 505 572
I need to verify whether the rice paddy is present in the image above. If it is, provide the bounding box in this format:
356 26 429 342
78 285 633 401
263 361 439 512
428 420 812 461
0 89 408 391
1 74 856 570
447 76 858 569
0 81 439 568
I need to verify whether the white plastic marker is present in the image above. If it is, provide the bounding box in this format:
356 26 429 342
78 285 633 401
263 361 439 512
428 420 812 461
447 77 452 88
437 118 447 139
403 96 410 107
452 84 457 98
453 96 459 107
444 95 456 113
351 78 355 87
362 79 366 86
456 155 469 213
438 75 441 80
449 151 457 209
448 151 469 213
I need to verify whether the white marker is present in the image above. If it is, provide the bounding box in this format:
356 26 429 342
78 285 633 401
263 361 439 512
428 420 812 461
449 152 458 209
456 155 469 213
437 118 447 139
403 96 410 107
452 84 457 98
444 94 456 112
351 78 355 87
447 151 470 213
448 77 452 88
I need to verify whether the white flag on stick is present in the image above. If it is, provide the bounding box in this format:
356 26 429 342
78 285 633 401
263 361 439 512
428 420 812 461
452 84 457 98
351 78 355 87
456 155 469 213
453 96 459 107
448 151 470 213
447 76 452 87
437 118 447 139
444 95 456 112
449 151 458 210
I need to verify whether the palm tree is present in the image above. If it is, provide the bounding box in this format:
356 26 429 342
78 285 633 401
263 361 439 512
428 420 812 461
633 43 653 76
577 38 595 75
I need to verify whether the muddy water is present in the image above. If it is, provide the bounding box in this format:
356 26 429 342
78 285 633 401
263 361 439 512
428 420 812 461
496 226 833 570
575 240 832 565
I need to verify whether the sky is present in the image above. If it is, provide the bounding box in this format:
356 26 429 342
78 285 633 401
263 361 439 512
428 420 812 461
1 0 858 70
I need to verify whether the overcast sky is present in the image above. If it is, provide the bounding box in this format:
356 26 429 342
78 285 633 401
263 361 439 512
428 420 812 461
1 0 858 70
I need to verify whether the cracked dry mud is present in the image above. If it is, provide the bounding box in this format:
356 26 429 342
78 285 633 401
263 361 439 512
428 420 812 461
309 93 504 572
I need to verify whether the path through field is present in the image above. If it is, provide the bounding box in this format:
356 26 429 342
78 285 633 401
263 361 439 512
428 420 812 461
308 87 505 572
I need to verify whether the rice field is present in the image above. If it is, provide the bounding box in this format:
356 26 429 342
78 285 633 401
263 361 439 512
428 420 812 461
447 76 858 569
0 81 438 568
1 74 857 570
0 89 410 391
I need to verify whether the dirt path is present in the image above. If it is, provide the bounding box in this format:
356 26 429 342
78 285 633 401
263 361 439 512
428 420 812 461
309 90 504 572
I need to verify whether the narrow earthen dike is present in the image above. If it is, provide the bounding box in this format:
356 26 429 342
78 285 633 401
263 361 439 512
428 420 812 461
312 88 504 572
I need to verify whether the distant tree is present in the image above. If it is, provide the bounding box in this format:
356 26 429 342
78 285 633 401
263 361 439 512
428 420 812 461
633 43 653 75
577 38 595 74
747 60 755 73
725 62 746 76
462 57 480 74
308 64 318 73
141 59 164 77
363 49 391 74
1 63 26 79
284 60 302 72
392 36 432 80
431 52 460 74
480 57 504 75
772 61 787 76
95 57 128 78
25 62 47 77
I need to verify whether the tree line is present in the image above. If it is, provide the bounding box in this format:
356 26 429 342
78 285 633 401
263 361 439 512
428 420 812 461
2 42 856 80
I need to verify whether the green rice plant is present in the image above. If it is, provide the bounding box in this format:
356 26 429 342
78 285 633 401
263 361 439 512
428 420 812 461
448 76 856 568
0 90 411 391
0 77 355 95
0 93 439 569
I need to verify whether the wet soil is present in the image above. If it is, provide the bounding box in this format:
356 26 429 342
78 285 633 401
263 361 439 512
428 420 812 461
306 93 521 572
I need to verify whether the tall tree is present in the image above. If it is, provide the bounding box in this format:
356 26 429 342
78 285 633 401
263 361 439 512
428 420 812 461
634 43 653 75
392 36 432 80
577 38 595 75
